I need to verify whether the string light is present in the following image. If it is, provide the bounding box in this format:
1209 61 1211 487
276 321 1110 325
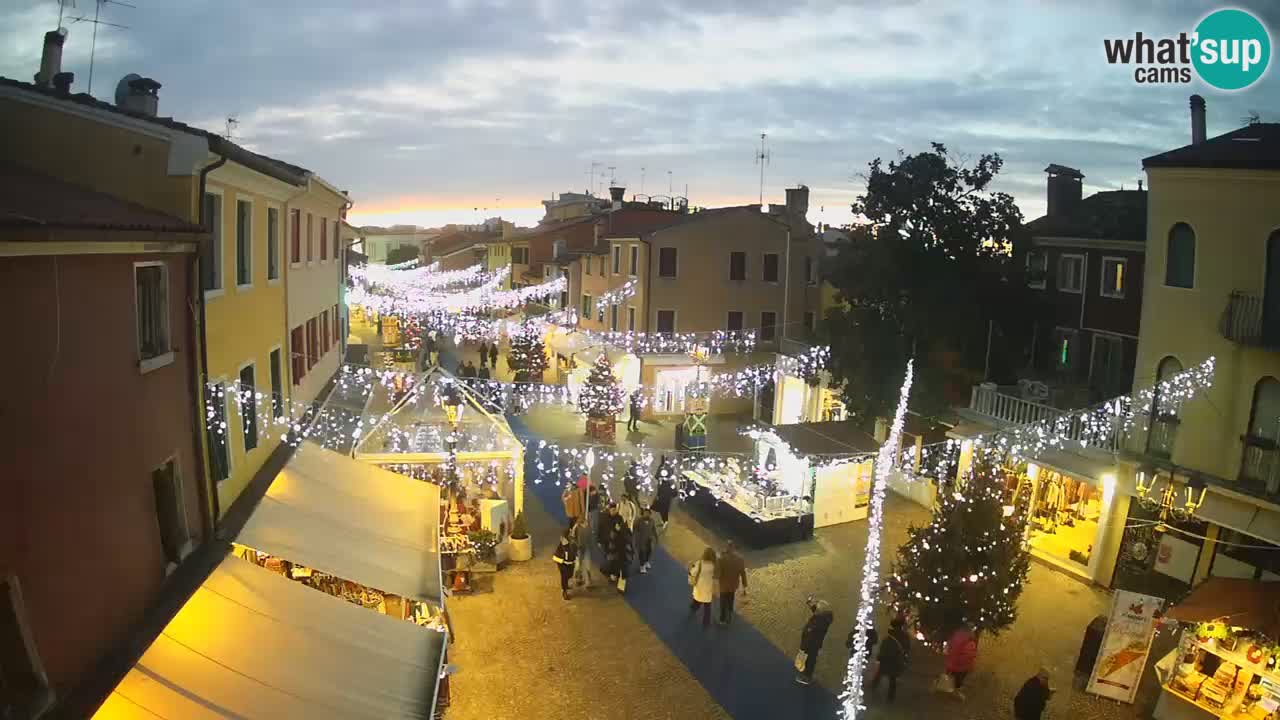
594 278 638 313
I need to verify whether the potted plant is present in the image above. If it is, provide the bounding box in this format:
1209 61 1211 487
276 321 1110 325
508 511 532 562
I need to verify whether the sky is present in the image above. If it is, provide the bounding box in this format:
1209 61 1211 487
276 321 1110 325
2 0 1277 230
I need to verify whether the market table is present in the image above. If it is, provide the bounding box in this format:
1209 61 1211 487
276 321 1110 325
682 470 814 548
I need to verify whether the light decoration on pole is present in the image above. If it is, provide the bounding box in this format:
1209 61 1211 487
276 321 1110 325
841 360 913 719
594 278 638 313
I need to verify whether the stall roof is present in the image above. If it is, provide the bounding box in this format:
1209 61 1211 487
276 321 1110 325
1166 577 1280 641
768 421 879 458
93 559 444 719
236 446 442 605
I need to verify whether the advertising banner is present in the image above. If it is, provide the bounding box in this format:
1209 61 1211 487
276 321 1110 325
1087 590 1163 703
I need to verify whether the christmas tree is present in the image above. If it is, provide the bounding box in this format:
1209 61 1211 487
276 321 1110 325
888 458 1031 641
508 325 548 381
578 354 624 419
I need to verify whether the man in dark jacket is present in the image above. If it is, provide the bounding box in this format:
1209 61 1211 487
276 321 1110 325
716 540 748 625
1014 669 1053 720
552 525 578 600
652 458 676 524
623 461 641 502
871 617 911 702
627 389 643 432
796 598 834 685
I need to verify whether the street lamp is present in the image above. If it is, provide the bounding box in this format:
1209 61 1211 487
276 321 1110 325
442 383 465 491
1135 465 1207 532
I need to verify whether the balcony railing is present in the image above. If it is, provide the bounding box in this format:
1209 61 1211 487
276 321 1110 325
969 383 1123 452
1240 435 1280 496
1220 291 1280 349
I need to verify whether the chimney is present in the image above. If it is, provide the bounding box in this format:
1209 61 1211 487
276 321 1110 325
1190 94 1206 145
34 29 67 88
608 186 625 210
120 77 162 117
52 71 74 94
1044 164 1084 217
785 185 809 219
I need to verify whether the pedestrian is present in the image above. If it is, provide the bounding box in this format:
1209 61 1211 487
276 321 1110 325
623 461 641 503
463 361 477 378
848 623 878 661
942 623 978 699
716 540 748 625
634 506 658 574
795 597 834 685
688 547 717 628
1014 668 1053 720
653 459 676 525
618 493 639 531
608 513 634 593
489 342 499 371
587 483 602 537
552 525 577 600
598 502 619 562
562 482 585 525
871 617 911 703
478 365 491 380
456 360 466 377
479 341 489 368
572 516 594 588
627 389 643 432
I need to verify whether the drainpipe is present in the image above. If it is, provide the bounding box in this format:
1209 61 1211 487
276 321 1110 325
196 152 227 525
185 251 214 540
782 224 791 345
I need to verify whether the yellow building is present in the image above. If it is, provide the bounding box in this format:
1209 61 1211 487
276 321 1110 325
1125 98 1280 579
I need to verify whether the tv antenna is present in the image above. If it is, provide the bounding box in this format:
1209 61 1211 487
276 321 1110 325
1244 109 1262 125
640 167 646 195
667 170 672 195
607 166 616 186
586 162 600 195
225 116 239 140
754 133 771 206
69 0 135 96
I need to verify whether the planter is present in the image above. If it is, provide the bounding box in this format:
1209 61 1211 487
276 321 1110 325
508 536 533 562
586 415 616 442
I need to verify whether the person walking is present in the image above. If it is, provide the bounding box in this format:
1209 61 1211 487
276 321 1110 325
571 516 595 588
478 341 489 368
871 617 911 703
463 361 477 378
716 540 748 625
688 547 717 628
478 365 491 381
552 525 577 600
943 624 978 699
633 507 658 574
623 461 641 503
795 597 834 685
598 501 618 555
652 459 676 525
562 482 585 525
1014 668 1053 720
608 514 634 594
627 389 643 432
488 342 499 372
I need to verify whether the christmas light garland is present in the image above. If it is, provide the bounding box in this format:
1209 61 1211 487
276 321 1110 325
594 278 638 312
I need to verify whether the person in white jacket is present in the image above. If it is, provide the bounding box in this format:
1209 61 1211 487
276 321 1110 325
688 547 718 628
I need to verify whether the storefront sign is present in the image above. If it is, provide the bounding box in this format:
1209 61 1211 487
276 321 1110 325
1087 590 1163 703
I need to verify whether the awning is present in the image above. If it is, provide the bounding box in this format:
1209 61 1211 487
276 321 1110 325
93 558 445 719
1029 448 1117 484
237 446 442 605
1165 577 1280 641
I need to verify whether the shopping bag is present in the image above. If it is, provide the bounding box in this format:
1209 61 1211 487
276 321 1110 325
934 672 956 694
617 577 627 593
865 659 881 684
794 650 808 672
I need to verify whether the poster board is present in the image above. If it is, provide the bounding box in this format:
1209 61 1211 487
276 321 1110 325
1087 590 1163 703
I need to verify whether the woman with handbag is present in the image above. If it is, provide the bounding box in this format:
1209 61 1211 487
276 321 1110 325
871 617 911 702
942 624 978 700
795 597 834 685
687 547 717 628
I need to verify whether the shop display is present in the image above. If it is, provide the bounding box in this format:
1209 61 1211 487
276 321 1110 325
682 467 814 548
1026 468 1104 569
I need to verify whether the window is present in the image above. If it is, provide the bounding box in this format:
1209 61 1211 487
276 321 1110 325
269 348 283 419
290 209 301 264
333 220 340 260
1054 327 1080 372
727 311 744 331
761 311 777 341
582 294 592 319
629 245 639 275
152 458 189 566
322 311 330 355
1089 333 1126 397
291 326 306 384
235 200 252 287
612 245 621 274
320 217 328 261
1027 250 1048 289
729 251 747 281
610 304 619 331
658 247 678 278
628 306 636 331
584 257 591 276
267 208 280 280
1057 254 1084 293
1243 378 1280 488
1166 223 1196 288
597 305 605 323
206 382 230 482
306 213 314 262
656 310 675 334
201 192 222 291
804 311 816 333
307 318 319 369
762 253 779 283
333 304 341 343
0 574 50 713
135 262 170 363
804 256 815 285
1101 257 1126 298
239 364 258 452
511 246 528 264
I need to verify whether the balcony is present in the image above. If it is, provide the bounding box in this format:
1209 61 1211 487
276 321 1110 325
1240 435 1280 496
967 383 1123 452
1146 413 1180 459
1219 291 1280 349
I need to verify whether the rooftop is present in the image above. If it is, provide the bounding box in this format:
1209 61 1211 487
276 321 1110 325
1024 189 1147 242
1143 123 1280 171
767 420 879 458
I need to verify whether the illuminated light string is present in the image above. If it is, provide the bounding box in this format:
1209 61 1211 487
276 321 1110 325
594 278 638 313
842 360 913 719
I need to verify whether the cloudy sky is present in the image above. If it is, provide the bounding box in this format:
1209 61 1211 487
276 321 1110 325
2 0 1277 229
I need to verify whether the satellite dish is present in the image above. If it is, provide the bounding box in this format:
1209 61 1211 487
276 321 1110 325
114 73 141 106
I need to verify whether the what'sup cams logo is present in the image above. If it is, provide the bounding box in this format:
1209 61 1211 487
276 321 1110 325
1104 8 1271 90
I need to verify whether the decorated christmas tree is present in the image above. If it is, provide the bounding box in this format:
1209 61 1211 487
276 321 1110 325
508 325 548 381
888 458 1031 642
578 354 624 419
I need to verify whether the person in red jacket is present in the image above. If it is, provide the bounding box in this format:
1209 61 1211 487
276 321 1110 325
943 625 978 699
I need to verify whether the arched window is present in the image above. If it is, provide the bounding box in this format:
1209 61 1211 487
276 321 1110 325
1165 223 1196 288
1248 378 1280 442
1155 356 1184 417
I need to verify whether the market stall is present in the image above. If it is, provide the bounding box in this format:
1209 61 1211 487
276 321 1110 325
750 421 878 528
683 459 814 548
1154 578 1280 720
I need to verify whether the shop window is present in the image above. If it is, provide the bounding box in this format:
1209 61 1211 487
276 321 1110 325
762 253 779 283
201 193 223 291
656 310 675 334
267 208 280 281
0 574 50 717
206 382 231 482
1165 223 1196 289
135 262 170 363
1057 254 1084 293
239 364 258 452
629 245 639 275
1027 250 1048 289
152 458 190 566
1027 469 1103 568
761 311 777 341
1100 257 1126 298
1241 377 1280 493
1112 500 1206 598
269 348 284 419
658 247 678 278
729 251 747 281
727 311 744 332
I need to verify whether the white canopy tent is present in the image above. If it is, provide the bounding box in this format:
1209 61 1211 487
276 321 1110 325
93 559 445 719
236 445 442 605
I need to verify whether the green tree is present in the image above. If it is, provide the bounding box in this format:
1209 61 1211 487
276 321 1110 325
508 325 548 381
826 143 1037 424
888 459 1031 641
578 354 624 419
385 244 420 266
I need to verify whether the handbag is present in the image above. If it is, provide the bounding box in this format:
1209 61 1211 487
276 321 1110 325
688 562 701 587
617 576 627 593
934 672 956 694
794 650 808 672
865 659 881 683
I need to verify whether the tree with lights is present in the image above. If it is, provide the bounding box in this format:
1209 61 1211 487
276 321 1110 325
888 458 1031 643
509 325 549 382
579 354 624 441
